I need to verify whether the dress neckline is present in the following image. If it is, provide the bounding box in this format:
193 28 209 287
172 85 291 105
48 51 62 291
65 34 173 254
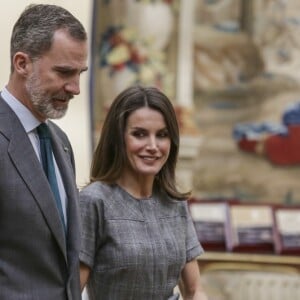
116 184 154 201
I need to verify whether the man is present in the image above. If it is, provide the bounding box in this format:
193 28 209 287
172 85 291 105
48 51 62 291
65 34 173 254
0 4 88 300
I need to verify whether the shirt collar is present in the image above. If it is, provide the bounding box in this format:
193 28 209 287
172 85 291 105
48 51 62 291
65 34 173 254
1 87 41 133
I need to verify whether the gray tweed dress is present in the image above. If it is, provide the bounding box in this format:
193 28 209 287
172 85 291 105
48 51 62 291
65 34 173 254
79 182 203 300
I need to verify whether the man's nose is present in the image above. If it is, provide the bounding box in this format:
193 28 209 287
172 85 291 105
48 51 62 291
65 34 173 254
64 77 80 95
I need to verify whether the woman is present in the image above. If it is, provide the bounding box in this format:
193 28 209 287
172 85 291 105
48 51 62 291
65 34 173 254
79 85 208 300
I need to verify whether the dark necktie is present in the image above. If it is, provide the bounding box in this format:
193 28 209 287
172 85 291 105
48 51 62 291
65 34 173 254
37 123 66 232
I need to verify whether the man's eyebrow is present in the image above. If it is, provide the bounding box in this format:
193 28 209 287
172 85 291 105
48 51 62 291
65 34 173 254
81 67 89 72
53 65 88 72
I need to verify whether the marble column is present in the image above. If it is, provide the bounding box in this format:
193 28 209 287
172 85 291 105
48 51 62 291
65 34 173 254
175 0 202 192
176 0 195 108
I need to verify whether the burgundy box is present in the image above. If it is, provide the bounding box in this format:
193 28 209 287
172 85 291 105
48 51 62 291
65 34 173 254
225 202 276 253
188 199 234 251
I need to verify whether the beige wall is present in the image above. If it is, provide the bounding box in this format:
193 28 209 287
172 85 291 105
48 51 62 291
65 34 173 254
0 0 93 187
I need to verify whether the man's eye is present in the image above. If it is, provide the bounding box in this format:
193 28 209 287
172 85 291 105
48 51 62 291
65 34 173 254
55 68 76 76
59 70 73 76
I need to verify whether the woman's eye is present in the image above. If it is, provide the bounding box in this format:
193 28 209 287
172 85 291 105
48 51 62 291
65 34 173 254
158 131 169 138
132 131 146 138
131 130 169 138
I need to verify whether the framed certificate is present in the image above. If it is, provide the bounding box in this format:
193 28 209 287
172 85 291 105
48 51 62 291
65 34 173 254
189 199 231 251
273 206 300 255
226 203 275 253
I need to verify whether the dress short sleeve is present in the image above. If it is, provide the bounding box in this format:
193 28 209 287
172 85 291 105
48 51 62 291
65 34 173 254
79 186 104 268
184 201 204 262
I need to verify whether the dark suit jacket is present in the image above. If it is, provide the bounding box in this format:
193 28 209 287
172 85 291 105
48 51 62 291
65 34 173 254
0 96 81 300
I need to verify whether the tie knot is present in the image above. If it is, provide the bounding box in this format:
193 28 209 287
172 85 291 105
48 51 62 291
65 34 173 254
37 123 51 138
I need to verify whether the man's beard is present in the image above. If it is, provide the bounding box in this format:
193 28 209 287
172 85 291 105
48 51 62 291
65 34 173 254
25 71 71 120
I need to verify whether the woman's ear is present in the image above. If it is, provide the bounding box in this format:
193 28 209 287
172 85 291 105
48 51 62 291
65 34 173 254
13 52 32 76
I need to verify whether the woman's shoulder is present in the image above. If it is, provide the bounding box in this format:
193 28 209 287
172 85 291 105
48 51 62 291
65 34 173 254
79 181 116 201
159 189 188 206
157 191 189 216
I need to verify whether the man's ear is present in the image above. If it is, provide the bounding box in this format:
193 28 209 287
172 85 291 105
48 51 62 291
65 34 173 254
13 52 32 76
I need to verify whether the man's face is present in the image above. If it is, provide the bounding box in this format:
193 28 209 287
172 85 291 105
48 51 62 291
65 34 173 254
25 29 88 121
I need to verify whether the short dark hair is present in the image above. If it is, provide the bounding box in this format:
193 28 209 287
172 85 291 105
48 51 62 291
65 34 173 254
10 4 87 72
91 85 190 200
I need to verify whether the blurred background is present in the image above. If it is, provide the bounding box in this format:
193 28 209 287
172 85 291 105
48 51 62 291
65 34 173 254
2 1 300 299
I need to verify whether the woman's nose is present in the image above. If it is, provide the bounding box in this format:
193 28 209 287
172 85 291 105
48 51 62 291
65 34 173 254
146 136 158 150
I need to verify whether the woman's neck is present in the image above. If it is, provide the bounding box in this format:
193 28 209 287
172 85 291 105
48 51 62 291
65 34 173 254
117 175 154 199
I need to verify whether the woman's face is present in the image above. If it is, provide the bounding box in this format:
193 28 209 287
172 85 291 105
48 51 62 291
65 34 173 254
123 107 171 179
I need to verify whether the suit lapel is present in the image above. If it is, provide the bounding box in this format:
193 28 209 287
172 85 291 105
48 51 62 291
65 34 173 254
0 101 67 261
48 122 80 274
